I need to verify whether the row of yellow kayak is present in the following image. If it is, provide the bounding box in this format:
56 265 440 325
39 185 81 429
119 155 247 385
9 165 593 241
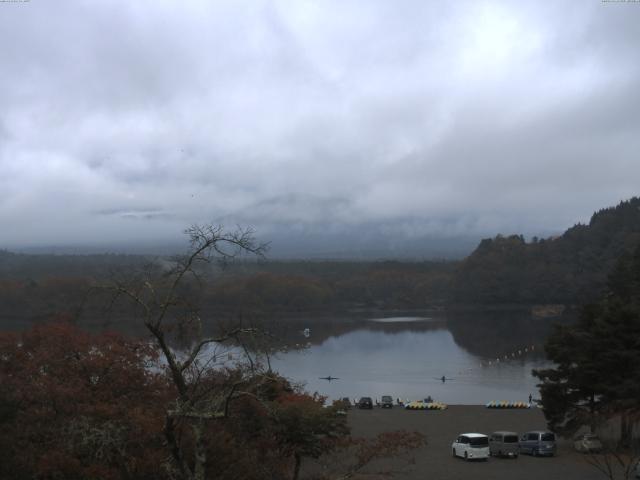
404 401 448 410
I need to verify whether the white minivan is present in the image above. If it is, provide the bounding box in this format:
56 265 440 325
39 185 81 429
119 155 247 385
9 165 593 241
452 433 490 461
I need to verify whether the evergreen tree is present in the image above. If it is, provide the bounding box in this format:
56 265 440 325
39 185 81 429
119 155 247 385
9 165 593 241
533 243 640 444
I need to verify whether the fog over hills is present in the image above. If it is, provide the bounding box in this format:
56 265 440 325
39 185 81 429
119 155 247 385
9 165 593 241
12 233 479 260
12 221 554 260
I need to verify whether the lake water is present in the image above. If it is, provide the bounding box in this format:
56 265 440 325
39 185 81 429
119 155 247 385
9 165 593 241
267 311 556 405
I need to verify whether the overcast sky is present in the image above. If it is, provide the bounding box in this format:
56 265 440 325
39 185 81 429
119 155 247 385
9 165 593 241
1 0 639 255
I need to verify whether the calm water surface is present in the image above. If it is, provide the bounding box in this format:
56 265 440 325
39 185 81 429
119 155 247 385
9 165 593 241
269 312 555 405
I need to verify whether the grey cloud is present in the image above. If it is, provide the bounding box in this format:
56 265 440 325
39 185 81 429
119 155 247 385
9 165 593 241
95 208 175 221
238 193 353 225
1 0 639 255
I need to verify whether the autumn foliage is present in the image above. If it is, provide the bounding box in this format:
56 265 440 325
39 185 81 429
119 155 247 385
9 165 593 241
0 320 424 480
0 321 167 479
0 225 425 480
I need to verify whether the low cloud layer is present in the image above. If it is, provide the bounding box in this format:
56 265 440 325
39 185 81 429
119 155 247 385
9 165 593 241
1 1 639 255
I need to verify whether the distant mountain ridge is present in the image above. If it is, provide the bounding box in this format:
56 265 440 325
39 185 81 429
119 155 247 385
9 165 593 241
451 197 640 305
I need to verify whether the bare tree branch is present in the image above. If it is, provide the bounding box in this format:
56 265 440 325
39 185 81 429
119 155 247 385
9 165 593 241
101 224 267 480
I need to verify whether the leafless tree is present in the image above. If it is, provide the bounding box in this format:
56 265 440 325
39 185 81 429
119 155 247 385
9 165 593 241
583 438 640 480
108 224 269 480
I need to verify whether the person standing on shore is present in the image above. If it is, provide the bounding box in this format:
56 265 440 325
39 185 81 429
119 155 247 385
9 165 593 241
528 393 532 403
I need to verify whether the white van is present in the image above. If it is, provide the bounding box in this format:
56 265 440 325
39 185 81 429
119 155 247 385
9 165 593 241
452 433 490 461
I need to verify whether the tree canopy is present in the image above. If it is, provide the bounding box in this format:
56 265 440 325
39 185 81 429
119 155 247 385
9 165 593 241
0 225 424 480
533 242 640 442
0 320 363 479
453 197 640 305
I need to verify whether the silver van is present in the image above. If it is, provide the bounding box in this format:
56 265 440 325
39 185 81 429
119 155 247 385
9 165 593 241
519 431 557 457
489 431 519 458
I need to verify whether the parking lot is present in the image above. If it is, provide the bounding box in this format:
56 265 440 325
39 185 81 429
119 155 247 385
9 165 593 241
345 405 607 479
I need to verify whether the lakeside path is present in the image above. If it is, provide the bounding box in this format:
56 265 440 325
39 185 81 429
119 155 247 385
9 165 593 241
346 405 603 480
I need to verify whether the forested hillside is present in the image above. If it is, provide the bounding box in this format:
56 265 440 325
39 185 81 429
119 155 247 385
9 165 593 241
0 251 454 331
2 197 640 326
452 197 640 305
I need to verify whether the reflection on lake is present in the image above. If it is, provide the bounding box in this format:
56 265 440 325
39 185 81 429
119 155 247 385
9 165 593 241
268 311 560 405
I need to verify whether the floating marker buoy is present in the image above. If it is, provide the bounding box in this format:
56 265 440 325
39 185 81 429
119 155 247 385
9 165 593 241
486 400 530 409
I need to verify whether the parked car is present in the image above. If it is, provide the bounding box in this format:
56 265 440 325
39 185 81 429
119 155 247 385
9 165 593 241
574 433 603 453
489 431 519 458
519 431 557 457
332 398 350 415
452 433 490 461
381 395 393 408
358 397 373 409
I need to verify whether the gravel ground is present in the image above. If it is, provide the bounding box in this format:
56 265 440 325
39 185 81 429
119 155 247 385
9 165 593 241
344 405 607 480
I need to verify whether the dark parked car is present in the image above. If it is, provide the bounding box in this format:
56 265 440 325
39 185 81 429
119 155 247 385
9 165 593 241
381 395 394 408
333 398 351 415
519 431 557 457
358 397 373 409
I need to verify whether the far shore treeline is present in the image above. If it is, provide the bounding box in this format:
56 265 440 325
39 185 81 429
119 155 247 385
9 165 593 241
1 197 640 329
